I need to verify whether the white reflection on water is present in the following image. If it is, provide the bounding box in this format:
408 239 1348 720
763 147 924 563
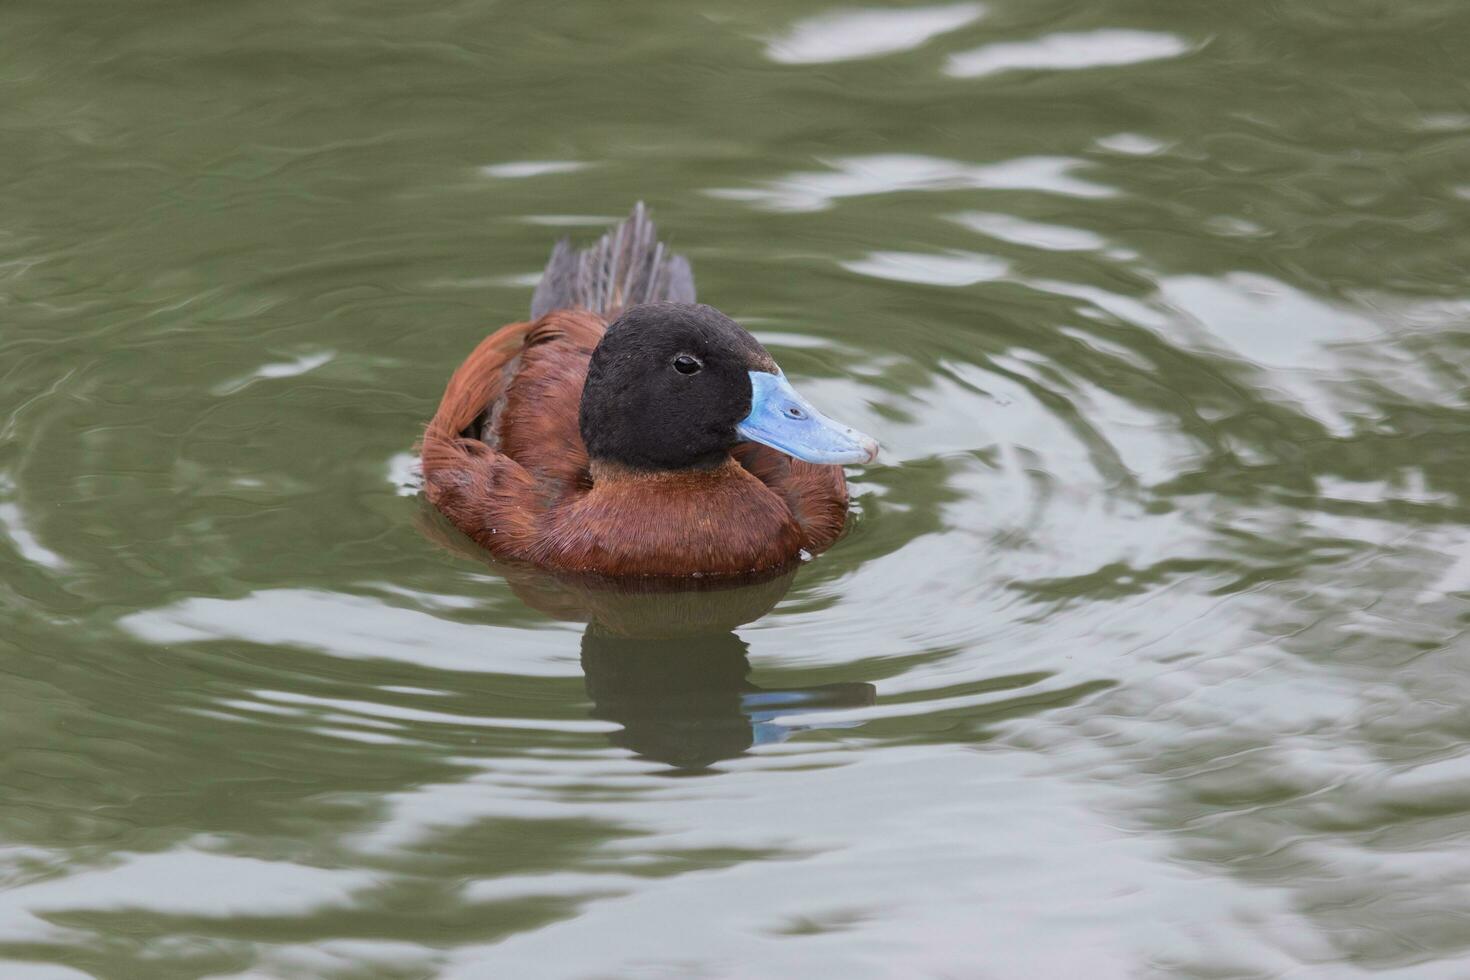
4 963 93 979
416 747 1328 978
1156 273 1383 436
1159 274 1380 371
210 350 333 396
946 29 1192 79
252 689 618 733
0 470 65 571
1094 132 1170 156
766 3 984 65
480 161 591 178
386 450 421 497
0 850 377 943
951 211 1107 251
711 154 1114 212
0 504 65 571
842 249 1008 286
117 589 577 675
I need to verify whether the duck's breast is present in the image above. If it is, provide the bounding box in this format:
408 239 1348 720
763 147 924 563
537 462 804 577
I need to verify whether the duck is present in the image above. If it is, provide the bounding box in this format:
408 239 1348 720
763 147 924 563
420 203 878 578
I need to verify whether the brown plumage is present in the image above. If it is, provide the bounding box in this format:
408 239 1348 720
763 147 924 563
420 205 867 579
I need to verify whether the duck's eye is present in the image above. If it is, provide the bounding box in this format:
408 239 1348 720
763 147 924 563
672 354 703 375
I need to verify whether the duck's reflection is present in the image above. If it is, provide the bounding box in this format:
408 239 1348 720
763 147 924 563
513 566 875 770
582 627 874 770
420 510 874 769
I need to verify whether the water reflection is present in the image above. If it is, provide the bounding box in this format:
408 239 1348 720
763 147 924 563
709 153 1114 213
944 29 1192 79
9 0 1470 970
427 514 877 771
765 3 984 65
584 629 874 770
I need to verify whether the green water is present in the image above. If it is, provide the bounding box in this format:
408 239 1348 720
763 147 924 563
4 0 1470 976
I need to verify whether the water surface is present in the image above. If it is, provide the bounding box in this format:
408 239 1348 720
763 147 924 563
4 0 1470 976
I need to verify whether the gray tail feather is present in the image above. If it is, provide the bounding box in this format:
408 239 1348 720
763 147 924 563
529 202 696 320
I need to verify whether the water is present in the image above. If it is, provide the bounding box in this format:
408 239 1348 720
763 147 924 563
3 0 1470 976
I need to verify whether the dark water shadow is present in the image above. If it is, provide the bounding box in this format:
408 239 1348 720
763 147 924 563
582 628 875 771
418 507 877 770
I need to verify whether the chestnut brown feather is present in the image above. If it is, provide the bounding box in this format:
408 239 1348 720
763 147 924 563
420 306 851 578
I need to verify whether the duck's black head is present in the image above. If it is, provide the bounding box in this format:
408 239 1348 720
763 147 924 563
578 303 877 472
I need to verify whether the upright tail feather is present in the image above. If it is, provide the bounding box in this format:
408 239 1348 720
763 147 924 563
530 202 696 320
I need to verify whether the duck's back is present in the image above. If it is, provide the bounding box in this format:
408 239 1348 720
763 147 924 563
420 205 850 577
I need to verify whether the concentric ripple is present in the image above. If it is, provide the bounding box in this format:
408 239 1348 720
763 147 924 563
2 0 1469 977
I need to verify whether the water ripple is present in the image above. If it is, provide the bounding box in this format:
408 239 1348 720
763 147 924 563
6 0 1470 974
945 29 1194 79
710 154 1115 212
766 3 985 65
